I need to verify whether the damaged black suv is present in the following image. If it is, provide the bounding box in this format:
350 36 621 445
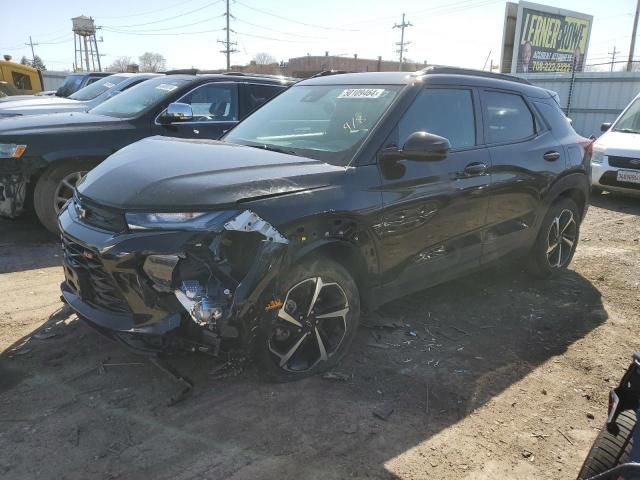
59 68 591 381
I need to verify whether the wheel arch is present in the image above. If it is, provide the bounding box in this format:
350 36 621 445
542 172 590 223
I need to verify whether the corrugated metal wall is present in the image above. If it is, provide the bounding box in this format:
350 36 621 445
517 71 640 138
41 71 68 91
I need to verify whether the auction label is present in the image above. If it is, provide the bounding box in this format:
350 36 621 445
338 89 385 99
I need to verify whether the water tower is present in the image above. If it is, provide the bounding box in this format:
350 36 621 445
72 15 101 72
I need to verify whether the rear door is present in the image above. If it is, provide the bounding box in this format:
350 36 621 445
154 82 239 140
239 82 288 117
480 89 567 263
377 86 491 290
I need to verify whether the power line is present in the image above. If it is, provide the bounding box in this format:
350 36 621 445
235 31 314 44
99 0 201 19
234 18 323 39
393 13 412 70
102 15 223 33
234 0 358 31
103 0 223 28
101 28 224 36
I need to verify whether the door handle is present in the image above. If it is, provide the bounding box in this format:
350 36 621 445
462 162 487 176
543 151 561 161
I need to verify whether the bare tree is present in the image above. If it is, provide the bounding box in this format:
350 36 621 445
107 56 132 72
138 52 167 72
253 52 276 65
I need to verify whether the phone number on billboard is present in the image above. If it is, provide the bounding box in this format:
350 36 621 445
530 61 574 72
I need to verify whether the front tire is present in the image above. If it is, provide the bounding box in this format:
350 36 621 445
527 197 580 278
254 257 360 382
577 410 636 479
33 161 92 234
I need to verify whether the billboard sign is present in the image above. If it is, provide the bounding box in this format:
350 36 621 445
506 2 592 74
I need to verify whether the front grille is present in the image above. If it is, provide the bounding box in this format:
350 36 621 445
609 156 640 171
73 193 127 233
62 235 130 314
599 171 640 190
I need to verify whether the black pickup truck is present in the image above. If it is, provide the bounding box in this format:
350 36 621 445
0 73 294 233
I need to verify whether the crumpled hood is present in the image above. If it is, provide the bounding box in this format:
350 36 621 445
78 136 346 209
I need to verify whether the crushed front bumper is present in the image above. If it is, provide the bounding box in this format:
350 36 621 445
58 199 288 355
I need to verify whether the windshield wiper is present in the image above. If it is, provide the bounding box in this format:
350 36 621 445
615 128 640 134
250 143 299 156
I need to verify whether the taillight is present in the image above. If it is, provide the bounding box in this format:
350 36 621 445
580 137 596 161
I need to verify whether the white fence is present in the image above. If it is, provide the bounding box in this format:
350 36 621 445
517 71 640 138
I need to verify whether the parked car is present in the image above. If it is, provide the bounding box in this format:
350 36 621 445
577 353 640 479
592 92 640 196
0 73 293 232
0 73 159 117
0 72 112 103
0 56 43 94
57 68 592 382
53 71 112 97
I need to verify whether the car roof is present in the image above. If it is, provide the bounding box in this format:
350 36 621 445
298 67 552 98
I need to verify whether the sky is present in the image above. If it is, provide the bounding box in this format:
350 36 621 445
1 0 638 72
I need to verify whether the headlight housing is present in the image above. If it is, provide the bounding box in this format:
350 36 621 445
0 143 27 158
125 211 236 231
592 146 605 164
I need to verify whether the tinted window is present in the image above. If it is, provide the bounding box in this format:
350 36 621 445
398 88 475 149
484 91 535 144
178 83 238 122
56 75 84 97
11 72 32 91
533 100 574 137
246 84 285 112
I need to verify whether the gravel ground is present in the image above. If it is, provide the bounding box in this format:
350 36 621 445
0 192 639 480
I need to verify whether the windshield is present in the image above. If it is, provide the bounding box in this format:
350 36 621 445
55 74 84 97
68 75 127 101
224 84 402 165
614 97 640 133
90 76 191 118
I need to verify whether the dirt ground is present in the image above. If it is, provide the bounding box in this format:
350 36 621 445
0 193 639 480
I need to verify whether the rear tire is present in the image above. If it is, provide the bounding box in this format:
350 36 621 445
254 257 360 382
527 197 580 278
577 410 636 480
33 160 93 235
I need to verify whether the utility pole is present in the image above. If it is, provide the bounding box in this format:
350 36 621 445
217 0 238 71
393 13 412 71
627 0 640 72
25 36 38 62
608 46 620 72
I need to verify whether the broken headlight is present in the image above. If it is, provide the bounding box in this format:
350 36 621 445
0 143 27 159
125 211 236 231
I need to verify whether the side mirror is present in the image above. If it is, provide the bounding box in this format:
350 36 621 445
159 102 193 124
601 122 612 132
399 131 451 161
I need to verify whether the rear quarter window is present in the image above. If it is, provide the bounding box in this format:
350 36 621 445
533 100 575 138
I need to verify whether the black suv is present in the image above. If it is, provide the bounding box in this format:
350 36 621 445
59 68 592 381
0 73 293 232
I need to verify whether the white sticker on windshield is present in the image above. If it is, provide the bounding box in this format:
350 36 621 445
103 82 115 88
338 88 385 99
156 84 178 92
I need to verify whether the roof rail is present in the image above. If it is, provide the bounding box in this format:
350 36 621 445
309 70 350 78
163 68 199 75
415 66 532 86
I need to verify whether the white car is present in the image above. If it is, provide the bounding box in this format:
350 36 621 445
592 93 640 196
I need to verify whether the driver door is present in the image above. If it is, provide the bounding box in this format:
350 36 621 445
377 86 492 291
154 82 239 140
